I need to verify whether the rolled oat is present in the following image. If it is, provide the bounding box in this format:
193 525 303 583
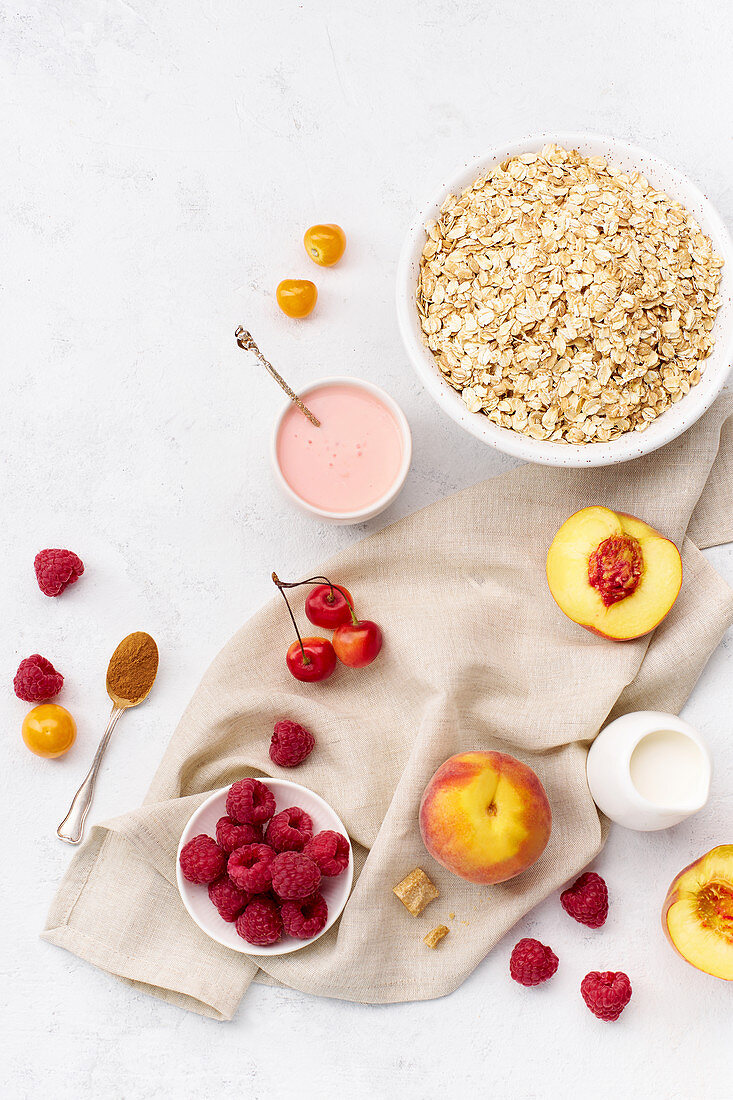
417 145 723 443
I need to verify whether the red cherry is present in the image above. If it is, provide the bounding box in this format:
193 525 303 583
286 636 337 682
305 584 354 629
332 620 382 668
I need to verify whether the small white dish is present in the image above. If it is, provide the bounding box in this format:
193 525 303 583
176 778 354 956
270 375 412 525
586 710 711 831
396 131 733 468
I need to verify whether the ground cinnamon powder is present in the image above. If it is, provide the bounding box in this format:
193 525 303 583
106 632 159 703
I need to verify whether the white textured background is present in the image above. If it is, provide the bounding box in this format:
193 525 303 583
3 3 733 1098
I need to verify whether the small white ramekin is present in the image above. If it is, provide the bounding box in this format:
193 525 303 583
271 376 412 525
396 131 733 468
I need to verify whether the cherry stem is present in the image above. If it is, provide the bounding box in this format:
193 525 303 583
274 574 358 623
272 572 309 665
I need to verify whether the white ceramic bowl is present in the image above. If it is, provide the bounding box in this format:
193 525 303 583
396 131 733 467
271 376 412 524
176 778 353 956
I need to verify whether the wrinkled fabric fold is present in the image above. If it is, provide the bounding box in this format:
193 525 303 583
43 394 733 1020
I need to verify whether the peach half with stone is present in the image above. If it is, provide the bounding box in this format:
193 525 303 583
546 506 682 641
662 845 733 981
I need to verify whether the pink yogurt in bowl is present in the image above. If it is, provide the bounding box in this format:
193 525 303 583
272 377 412 524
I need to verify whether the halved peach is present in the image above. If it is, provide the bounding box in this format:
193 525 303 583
546 506 682 640
662 845 733 981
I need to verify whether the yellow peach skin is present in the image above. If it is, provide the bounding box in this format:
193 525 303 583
546 506 682 641
662 845 733 981
419 751 552 885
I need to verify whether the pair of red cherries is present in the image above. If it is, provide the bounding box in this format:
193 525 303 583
272 574 382 682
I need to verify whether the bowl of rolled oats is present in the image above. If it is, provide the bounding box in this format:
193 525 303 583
397 133 731 466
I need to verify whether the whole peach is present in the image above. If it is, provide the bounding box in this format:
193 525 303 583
419 751 552 885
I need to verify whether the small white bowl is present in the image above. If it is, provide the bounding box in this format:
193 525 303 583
271 376 412 524
396 131 733 467
176 778 354 956
586 711 711 831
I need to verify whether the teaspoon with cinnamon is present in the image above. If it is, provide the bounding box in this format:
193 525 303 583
57 632 159 845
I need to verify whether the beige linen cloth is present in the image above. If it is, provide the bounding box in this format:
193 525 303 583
44 395 733 1020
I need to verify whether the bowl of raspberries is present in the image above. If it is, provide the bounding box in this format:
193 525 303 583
176 776 353 955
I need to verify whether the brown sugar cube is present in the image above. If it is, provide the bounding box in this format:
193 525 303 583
393 868 439 916
423 925 449 949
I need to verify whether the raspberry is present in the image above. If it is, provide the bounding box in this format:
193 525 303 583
281 892 328 940
13 654 64 702
236 897 283 947
179 834 226 884
208 876 251 922
271 851 321 900
561 871 609 928
303 830 350 876
509 938 559 986
227 843 276 893
580 971 632 1021
264 807 314 852
226 778 276 825
215 816 262 853
34 548 84 597
270 719 315 767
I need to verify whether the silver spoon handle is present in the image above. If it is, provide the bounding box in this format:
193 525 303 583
57 705 125 845
234 327 321 428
